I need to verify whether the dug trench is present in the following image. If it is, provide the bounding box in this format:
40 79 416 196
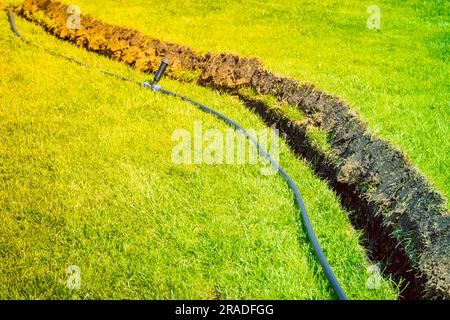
9 0 450 299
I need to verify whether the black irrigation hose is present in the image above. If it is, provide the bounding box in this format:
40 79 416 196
7 8 142 86
7 8 348 300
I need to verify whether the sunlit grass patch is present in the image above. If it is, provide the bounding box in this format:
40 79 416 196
0 12 399 299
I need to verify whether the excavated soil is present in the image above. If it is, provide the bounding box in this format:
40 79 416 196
13 0 450 299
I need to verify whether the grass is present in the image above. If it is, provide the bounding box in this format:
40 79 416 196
238 87 336 161
239 87 307 123
36 0 448 206
0 10 399 299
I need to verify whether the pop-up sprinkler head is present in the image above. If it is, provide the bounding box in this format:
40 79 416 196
152 57 169 85
143 57 169 91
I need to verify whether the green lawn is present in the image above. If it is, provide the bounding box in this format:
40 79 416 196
0 11 398 299
44 0 449 205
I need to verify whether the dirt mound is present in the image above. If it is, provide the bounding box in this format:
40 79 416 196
16 0 450 299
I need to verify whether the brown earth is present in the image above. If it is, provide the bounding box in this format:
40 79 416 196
12 0 450 299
